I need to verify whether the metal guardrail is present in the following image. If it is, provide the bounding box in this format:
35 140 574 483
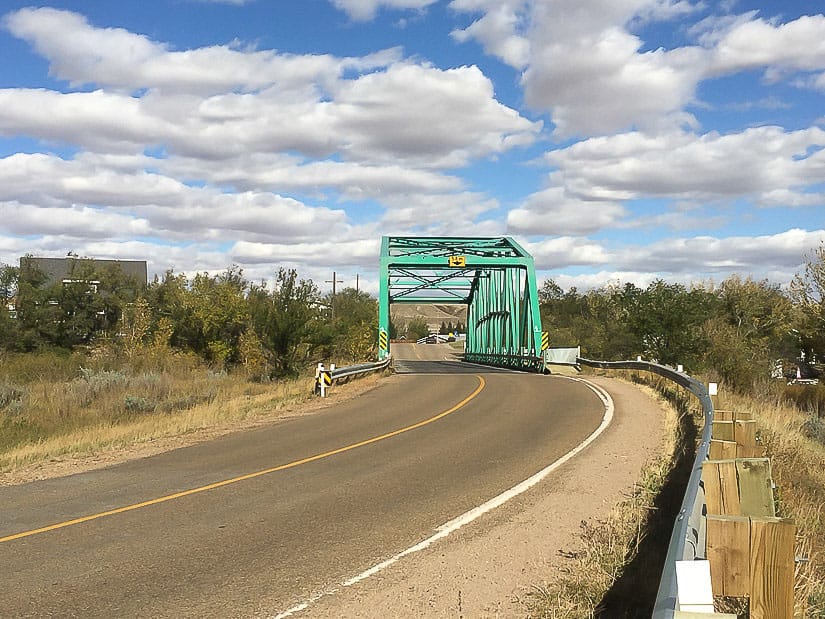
577 358 714 618
329 356 392 383
464 352 544 373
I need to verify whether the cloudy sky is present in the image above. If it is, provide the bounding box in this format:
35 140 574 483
1 0 823 294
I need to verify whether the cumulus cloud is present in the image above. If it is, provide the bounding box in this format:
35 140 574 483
615 228 825 275
521 235 611 269
330 0 438 22
507 126 825 239
1 8 539 167
507 188 627 235
0 6 540 273
544 127 825 204
0 152 348 243
451 1 825 136
4 7 400 95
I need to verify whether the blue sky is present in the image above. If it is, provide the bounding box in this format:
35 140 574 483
0 0 823 294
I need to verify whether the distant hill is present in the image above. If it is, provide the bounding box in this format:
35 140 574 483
391 304 467 333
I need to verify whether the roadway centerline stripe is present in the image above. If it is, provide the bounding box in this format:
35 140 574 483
0 375 486 545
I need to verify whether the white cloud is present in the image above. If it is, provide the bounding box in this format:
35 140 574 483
4 7 401 96
545 127 825 204
707 14 825 78
451 2 825 136
615 228 825 274
379 191 499 231
0 203 152 239
507 188 627 235
522 236 610 269
330 0 438 22
330 63 541 166
451 1 530 68
232 238 381 266
0 153 349 243
2 9 538 169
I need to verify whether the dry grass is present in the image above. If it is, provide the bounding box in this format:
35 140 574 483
525 371 825 618
0 348 319 474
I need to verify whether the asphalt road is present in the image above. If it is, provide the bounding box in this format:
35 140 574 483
0 344 606 618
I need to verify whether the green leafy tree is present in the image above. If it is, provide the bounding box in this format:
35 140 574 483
187 267 250 366
15 257 58 350
627 280 716 367
790 242 825 358
249 268 323 377
406 317 430 341
0 263 19 349
325 287 377 362
703 276 795 389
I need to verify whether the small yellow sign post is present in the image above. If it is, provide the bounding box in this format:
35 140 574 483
448 255 466 267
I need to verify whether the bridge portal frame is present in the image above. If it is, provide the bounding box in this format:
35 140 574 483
378 236 544 371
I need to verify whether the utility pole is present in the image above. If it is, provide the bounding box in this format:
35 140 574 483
356 273 360 293
326 271 343 320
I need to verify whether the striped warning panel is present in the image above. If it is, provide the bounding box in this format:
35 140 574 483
541 331 549 351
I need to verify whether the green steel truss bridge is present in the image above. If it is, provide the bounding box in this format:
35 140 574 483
378 236 546 372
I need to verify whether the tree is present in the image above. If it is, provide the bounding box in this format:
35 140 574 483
406 317 430 341
185 268 250 366
697 276 797 390
0 263 19 349
249 268 323 377
790 242 825 358
628 280 715 367
325 287 377 362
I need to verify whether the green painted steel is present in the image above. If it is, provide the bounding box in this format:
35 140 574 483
378 236 544 371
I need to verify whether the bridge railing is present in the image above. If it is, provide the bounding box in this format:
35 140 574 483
464 351 544 373
577 357 713 619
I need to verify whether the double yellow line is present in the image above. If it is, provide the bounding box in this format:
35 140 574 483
1 375 486 545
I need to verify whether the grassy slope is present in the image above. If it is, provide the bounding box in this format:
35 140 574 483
526 373 825 618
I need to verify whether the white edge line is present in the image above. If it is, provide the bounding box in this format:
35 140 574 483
272 375 614 619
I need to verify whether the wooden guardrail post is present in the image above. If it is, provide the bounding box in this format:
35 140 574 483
701 402 795 618
749 517 795 619
706 515 750 597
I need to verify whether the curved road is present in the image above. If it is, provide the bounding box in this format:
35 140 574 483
0 344 607 617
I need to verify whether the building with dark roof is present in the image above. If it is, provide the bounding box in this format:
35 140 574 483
19 257 148 287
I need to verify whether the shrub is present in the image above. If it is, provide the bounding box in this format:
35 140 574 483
0 382 24 410
784 384 825 417
801 416 825 445
124 395 156 413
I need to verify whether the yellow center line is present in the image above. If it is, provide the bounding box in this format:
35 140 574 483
0 375 486 545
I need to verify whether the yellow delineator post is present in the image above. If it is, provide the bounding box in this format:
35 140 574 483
315 363 333 398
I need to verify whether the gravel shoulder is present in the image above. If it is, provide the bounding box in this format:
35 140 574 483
305 375 670 618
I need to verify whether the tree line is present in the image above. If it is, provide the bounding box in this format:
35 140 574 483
1 243 823 389
541 244 825 391
0 259 377 378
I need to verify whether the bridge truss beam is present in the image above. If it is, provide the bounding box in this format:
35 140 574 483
378 236 544 372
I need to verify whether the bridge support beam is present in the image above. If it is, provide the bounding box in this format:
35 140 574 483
378 237 544 371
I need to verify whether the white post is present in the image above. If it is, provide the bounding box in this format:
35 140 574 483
319 363 326 398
